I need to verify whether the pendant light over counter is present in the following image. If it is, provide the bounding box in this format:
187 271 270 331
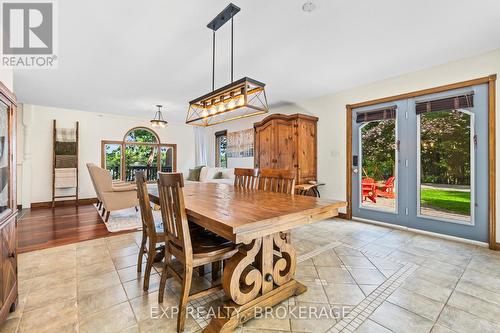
186 3 269 127
150 104 168 128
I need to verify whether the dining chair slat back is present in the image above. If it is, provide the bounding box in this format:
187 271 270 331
157 172 192 257
258 168 296 195
234 168 259 189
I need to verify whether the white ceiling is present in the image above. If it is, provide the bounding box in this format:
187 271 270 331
13 0 500 122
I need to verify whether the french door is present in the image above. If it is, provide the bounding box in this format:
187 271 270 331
351 84 488 242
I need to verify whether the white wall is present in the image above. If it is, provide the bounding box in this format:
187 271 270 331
0 68 13 92
205 48 500 241
21 104 195 204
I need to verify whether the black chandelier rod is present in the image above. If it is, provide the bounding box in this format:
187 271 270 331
207 3 240 92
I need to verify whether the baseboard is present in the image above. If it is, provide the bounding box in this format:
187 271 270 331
338 212 348 220
351 216 489 248
31 198 98 209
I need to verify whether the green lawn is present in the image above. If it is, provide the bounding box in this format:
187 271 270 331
420 188 470 215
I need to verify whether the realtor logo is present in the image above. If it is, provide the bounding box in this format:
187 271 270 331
1 0 57 68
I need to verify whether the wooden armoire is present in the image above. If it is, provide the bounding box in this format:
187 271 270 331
0 81 17 324
254 113 318 184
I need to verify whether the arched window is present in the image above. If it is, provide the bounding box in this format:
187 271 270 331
101 127 176 182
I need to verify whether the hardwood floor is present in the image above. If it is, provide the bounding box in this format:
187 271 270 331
17 204 132 253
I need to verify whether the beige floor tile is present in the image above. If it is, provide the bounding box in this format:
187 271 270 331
447 290 500 324
354 319 392 333
123 274 161 300
25 267 75 289
359 284 378 296
387 287 445 321
455 280 500 305
312 250 343 267
118 263 156 283
78 270 122 294
295 280 329 304
77 257 116 279
316 267 355 283
324 283 365 306
430 324 458 333
289 302 337 333
80 302 137 333
24 279 76 312
129 290 178 322
334 246 364 257
401 276 453 303
244 301 290 331
370 301 433 333
348 268 385 285
338 255 375 268
78 283 128 316
437 305 500 333
137 316 200 333
295 265 319 281
18 299 78 333
114 253 146 270
109 244 140 259
461 267 500 294
0 318 20 333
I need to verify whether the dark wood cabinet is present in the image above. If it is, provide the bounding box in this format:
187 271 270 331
254 113 318 184
0 81 17 324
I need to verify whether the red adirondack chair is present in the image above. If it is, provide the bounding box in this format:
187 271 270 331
362 177 377 203
377 176 396 199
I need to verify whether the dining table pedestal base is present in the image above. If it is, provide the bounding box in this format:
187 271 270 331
203 279 307 333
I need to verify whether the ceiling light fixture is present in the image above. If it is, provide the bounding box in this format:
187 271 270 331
186 3 269 127
302 1 316 12
150 104 168 128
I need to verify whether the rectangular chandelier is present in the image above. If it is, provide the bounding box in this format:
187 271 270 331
186 77 269 126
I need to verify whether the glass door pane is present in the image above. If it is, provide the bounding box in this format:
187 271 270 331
104 143 122 180
0 103 9 215
125 144 158 181
418 110 473 223
359 119 397 212
160 146 174 173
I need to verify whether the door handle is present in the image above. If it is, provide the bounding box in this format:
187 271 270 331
353 168 359 174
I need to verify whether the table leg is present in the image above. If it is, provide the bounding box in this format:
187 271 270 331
203 233 306 333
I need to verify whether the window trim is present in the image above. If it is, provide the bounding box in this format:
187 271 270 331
215 130 227 168
101 127 177 182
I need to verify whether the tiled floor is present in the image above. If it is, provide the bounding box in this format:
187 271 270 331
3 218 500 333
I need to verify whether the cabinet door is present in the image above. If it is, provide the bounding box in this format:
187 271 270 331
297 119 317 182
255 121 275 169
275 119 296 170
1 219 16 306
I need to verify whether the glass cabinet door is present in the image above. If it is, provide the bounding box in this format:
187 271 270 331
0 102 10 216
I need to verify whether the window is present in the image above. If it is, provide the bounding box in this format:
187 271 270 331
215 130 227 168
101 127 176 182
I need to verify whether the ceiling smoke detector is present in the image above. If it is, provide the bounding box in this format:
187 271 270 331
302 1 316 12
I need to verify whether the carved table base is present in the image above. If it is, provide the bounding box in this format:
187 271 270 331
203 232 306 333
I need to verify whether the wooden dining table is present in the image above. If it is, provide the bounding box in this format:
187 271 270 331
148 182 346 333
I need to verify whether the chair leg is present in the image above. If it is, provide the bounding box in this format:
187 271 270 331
143 238 155 291
105 211 110 222
211 261 221 281
98 202 102 210
159 249 172 303
137 231 147 272
102 208 106 217
177 264 193 333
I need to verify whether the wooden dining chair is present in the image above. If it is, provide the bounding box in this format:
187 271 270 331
258 168 296 194
135 171 165 291
234 168 259 189
157 172 237 333
258 168 296 242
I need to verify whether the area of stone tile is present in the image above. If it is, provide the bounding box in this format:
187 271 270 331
3 218 500 333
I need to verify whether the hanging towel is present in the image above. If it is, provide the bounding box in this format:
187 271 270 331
55 128 77 142
55 155 77 168
55 141 77 155
54 168 77 188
